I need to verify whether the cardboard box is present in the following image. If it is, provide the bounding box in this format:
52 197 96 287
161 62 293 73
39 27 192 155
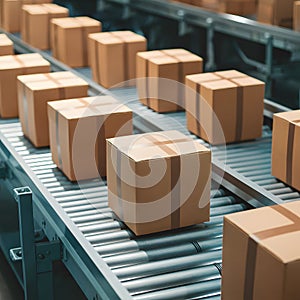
222 201 300 299
0 34 14 55
0 53 50 118
272 110 300 191
51 17 101 68
136 49 203 113
257 0 295 27
17 71 89 147
0 0 52 32
185 71 265 144
21 4 69 50
107 130 211 236
219 0 257 15
88 31 147 89
48 96 133 181
294 1 300 31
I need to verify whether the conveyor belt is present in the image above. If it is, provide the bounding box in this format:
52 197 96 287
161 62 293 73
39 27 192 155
0 28 298 300
0 121 248 299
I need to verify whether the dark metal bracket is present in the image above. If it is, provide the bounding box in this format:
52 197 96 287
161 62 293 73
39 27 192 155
10 187 62 300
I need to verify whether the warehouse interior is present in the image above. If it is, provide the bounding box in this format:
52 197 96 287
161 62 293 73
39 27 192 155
0 0 300 299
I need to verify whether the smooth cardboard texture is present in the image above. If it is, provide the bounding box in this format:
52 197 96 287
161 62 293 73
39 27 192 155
257 0 295 27
294 1 300 31
136 49 203 112
0 53 50 118
222 201 300 299
17 71 88 147
0 34 14 55
21 4 69 50
48 96 133 181
0 0 52 32
88 31 147 88
185 71 265 145
272 110 300 191
107 130 211 236
51 17 102 67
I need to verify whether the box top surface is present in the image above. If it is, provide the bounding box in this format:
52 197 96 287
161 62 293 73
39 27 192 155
51 16 100 28
0 34 13 46
186 72 221 84
137 50 165 60
0 53 49 70
22 3 68 14
88 31 146 44
17 71 88 90
274 110 300 125
107 130 211 162
225 201 300 263
214 70 248 79
231 76 265 87
162 48 192 56
201 79 237 90
148 55 178 65
48 96 132 119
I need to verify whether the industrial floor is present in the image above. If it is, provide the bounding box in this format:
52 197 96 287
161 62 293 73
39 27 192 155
0 249 23 300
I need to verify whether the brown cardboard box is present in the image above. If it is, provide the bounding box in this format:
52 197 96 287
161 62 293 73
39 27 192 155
294 1 300 31
48 96 133 181
0 53 50 118
0 0 52 32
137 49 203 113
88 31 147 89
51 17 101 68
272 110 300 191
0 34 14 55
107 130 211 236
257 0 295 27
222 201 300 299
17 71 88 147
185 71 265 144
219 0 257 15
21 4 69 50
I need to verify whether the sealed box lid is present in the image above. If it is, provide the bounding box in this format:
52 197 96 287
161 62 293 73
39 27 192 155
215 69 248 79
107 130 210 162
0 34 13 46
17 71 88 90
186 72 221 84
231 76 265 87
0 53 50 70
225 201 300 263
201 79 238 90
274 110 300 124
22 3 68 15
48 96 132 119
51 16 100 28
137 50 165 60
89 31 146 44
